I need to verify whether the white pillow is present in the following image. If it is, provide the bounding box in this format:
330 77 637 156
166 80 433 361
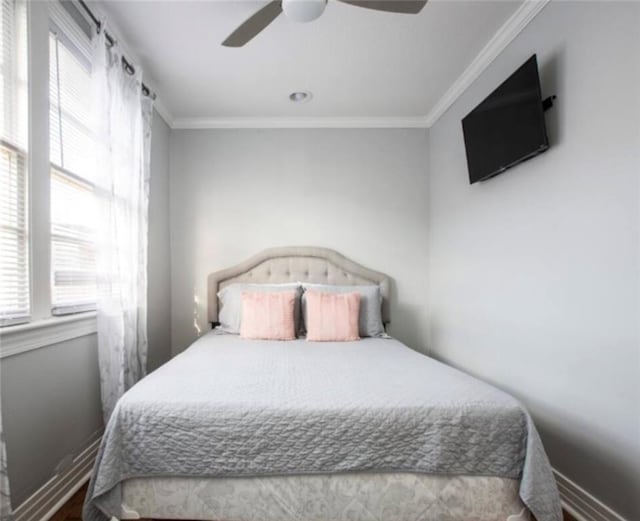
218 283 302 335
301 283 386 338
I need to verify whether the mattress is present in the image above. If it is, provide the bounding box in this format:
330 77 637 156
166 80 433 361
121 473 528 521
85 333 561 521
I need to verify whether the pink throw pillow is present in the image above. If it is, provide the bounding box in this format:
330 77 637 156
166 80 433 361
240 291 296 341
305 290 360 342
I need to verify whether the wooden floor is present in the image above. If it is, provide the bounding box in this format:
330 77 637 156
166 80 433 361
53 481 578 521
50 483 87 521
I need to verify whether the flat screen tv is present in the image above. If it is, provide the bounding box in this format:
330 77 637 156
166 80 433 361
462 54 549 184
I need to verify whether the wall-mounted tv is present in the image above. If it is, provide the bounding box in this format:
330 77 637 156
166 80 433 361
462 54 549 184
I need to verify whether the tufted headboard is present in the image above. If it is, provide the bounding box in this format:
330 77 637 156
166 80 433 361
208 246 391 326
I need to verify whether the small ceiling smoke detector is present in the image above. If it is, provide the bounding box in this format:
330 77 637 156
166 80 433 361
289 91 312 103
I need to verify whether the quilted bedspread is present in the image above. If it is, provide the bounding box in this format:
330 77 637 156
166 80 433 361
83 333 561 521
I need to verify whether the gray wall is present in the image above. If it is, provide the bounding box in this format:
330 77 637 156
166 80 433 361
1 335 103 506
0 110 172 507
147 111 173 372
169 128 430 354
426 2 639 519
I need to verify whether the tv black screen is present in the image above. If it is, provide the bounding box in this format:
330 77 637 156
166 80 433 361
462 55 549 184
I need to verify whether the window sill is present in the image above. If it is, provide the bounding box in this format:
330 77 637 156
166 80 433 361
0 312 97 359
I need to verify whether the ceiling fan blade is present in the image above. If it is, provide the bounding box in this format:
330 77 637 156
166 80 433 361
337 0 427 15
222 1 283 47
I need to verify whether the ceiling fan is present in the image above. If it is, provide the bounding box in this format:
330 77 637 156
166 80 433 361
222 0 428 47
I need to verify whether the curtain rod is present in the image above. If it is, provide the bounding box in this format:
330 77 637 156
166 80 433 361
77 0 156 100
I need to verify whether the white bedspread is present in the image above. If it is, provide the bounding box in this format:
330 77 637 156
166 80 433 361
84 333 561 521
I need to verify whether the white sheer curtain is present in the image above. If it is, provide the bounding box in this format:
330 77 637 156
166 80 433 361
92 24 153 423
0 404 11 521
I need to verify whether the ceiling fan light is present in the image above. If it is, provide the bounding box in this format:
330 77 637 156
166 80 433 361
282 0 327 23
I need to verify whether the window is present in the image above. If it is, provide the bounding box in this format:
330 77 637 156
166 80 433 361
0 1 97 331
0 0 29 326
49 28 96 315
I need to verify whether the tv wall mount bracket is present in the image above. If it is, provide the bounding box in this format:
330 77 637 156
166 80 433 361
542 95 557 112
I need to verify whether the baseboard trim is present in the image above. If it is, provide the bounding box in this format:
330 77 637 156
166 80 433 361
553 469 627 521
13 435 101 521
39 470 91 521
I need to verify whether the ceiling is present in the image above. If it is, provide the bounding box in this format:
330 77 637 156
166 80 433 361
93 0 525 125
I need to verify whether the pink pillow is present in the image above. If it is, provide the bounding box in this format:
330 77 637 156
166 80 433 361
240 291 296 341
305 290 360 342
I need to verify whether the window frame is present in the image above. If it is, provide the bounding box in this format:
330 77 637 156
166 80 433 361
0 0 97 353
0 0 30 326
48 20 97 315
0 138 30 326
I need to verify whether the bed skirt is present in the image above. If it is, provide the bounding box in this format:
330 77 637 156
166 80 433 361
120 472 529 521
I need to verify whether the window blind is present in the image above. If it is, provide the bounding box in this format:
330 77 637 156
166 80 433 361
0 0 29 326
49 29 96 315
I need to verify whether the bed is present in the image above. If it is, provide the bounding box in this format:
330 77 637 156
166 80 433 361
84 247 562 521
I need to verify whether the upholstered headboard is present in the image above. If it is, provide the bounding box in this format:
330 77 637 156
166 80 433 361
208 246 391 326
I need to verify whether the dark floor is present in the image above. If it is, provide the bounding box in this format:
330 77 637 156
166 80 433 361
53 482 578 521
50 483 87 521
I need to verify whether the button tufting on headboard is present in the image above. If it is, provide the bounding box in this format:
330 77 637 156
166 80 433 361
207 247 391 326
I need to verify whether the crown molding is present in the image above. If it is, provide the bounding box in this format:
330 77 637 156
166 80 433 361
153 99 174 127
171 116 429 129
162 0 548 130
424 0 550 127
